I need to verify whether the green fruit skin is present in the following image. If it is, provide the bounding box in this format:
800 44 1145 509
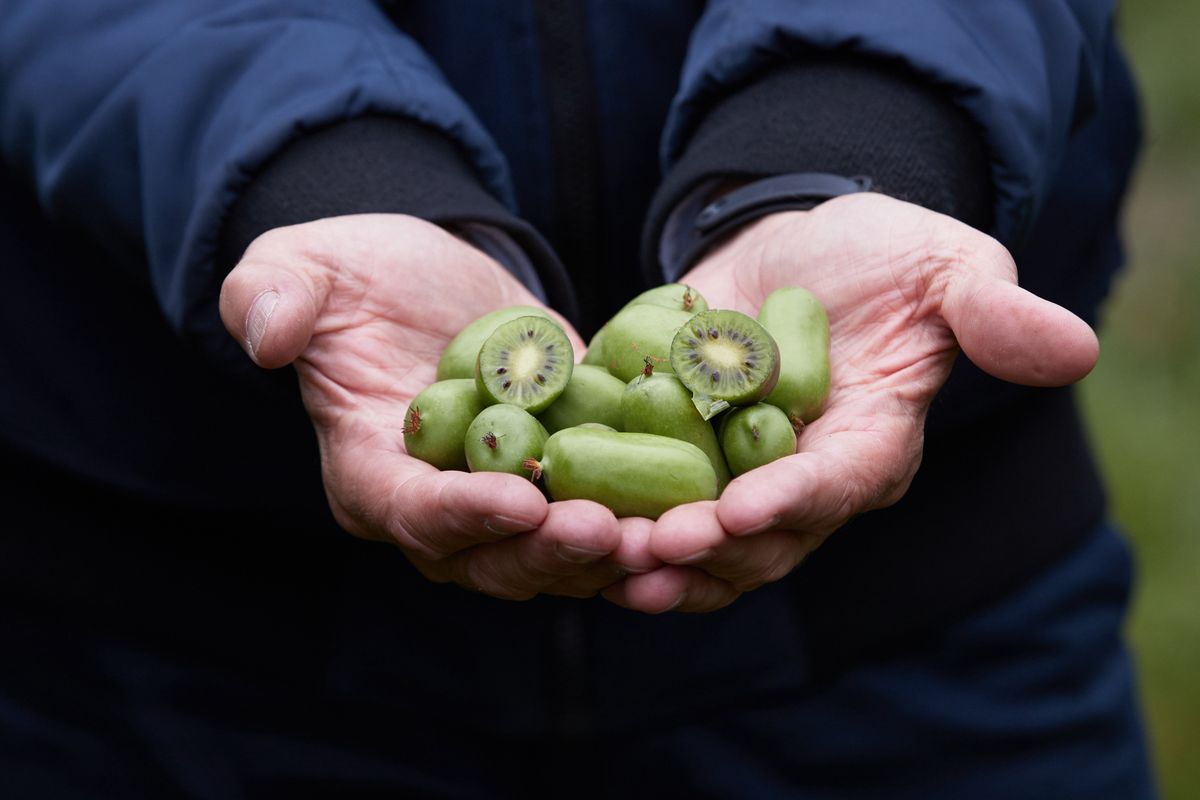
626 283 708 314
670 309 781 407
719 403 797 477
757 286 831 424
536 365 626 433
576 422 617 432
621 373 732 491
600 304 696 382
436 305 553 380
464 405 549 476
403 379 485 470
536 429 718 519
580 323 610 366
474 317 574 414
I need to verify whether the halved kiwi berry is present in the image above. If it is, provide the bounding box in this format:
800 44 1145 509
669 309 780 419
475 316 573 413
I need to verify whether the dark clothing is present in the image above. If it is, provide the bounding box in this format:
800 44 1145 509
0 1 1150 794
0 522 1153 799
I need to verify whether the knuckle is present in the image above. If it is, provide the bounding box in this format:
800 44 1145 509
463 559 535 602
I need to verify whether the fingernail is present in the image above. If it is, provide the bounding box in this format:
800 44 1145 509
246 290 279 360
674 548 713 565
485 515 537 535
738 515 781 537
658 592 688 614
556 543 609 564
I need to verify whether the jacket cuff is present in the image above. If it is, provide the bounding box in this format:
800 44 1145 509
216 116 574 313
643 60 993 278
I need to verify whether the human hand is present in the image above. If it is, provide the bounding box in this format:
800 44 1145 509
604 193 1099 613
220 214 639 600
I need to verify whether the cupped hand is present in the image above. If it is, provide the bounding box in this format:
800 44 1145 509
605 193 1099 613
219 214 638 600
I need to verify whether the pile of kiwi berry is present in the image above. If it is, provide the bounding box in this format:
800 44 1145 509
403 284 830 520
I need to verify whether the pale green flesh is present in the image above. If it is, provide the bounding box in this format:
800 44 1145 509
403 379 485 471
600 304 695 382
539 429 717 519
757 286 831 424
536 364 626 433
475 317 573 413
670 309 781 407
621 373 731 490
436 306 552 380
719 403 797 477
464 405 549 476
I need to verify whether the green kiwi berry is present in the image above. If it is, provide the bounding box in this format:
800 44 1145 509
464 405 549 476
525 428 717 519
437 305 554 380
403 379 485 470
600 304 696 382
718 403 797 477
669 309 780 415
626 283 708 314
475 316 574 413
536 364 626 433
581 322 610 367
757 286 831 426
621 371 731 491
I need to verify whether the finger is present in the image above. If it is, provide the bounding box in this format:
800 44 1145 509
322 425 548 556
609 516 663 574
650 502 815 591
447 500 621 601
717 419 920 538
941 243 1099 386
541 562 628 599
603 565 740 614
219 240 332 369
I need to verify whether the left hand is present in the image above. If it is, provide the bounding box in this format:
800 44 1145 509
603 193 1099 613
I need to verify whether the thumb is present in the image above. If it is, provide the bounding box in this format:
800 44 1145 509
940 246 1099 387
219 254 331 369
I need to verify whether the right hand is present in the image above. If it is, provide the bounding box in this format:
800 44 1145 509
219 214 651 600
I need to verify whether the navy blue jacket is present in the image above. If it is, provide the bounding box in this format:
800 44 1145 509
0 0 1139 703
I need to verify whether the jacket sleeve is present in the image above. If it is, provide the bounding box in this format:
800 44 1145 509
659 0 1116 248
0 1 524 357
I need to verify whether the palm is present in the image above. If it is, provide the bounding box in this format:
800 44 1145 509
605 194 1099 614
222 214 630 601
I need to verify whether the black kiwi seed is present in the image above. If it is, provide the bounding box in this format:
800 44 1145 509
476 316 574 413
668 309 781 407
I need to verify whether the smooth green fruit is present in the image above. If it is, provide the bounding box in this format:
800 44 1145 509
600 304 695 382
536 365 626 433
626 283 708 314
719 403 797 476
526 428 718 519
464 405 549 476
669 309 781 410
403 379 485 470
475 316 574 413
581 322 610 367
576 422 617 432
757 286 831 426
437 305 553 380
621 372 731 490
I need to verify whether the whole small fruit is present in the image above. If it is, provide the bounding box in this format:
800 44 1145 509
536 364 626 433
757 286 831 426
719 403 797 477
464 405 549 476
403 379 485 470
525 428 718 519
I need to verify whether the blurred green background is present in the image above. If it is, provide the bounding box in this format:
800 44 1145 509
1079 3 1200 797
